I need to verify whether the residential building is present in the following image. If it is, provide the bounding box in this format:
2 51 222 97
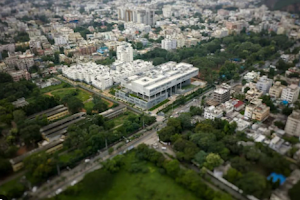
116 42 133 63
281 84 300 103
161 38 177 50
118 7 155 26
269 81 286 98
285 110 300 137
243 71 260 82
8 69 31 82
244 82 263 102
204 106 223 120
244 99 270 121
256 75 273 94
212 88 230 105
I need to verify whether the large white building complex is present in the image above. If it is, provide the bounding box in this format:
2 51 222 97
116 61 199 109
118 6 155 26
62 60 153 90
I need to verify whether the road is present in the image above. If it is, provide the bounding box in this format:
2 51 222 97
31 125 162 200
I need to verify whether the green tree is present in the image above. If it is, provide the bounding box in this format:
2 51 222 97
20 124 42 147
236 172 267 198
0 158 12 178
224 167 242 183
194 150 207 167
67 97 84 114
13 110 26 125
203 153 224 170
164 159 180 178
289 180 300 200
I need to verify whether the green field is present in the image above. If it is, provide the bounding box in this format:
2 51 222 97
50 152 199 200
40 82 71 93
51 89 91 102
109 112 137 127
83 100 94 111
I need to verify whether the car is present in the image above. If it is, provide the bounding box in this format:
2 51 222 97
70 180 77 186
161 147 167 150
55 188 62 195
85 159 90 163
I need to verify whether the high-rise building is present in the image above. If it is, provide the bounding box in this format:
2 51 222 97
161 38 177 50
116 42 133 63
281 84 300 103
118 7 155 26
285 110 300 136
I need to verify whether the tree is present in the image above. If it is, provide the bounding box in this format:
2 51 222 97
0 158 12 178
282 106 293 116
13 110 26 125
158 126 176 142
236 172 267 198
289 180 300 200
203 153 224 170
20 124 42 147
230 157 250 173
178 113 192 129
164 159 180 178
244 87 250 94
67 97 84 114
190 132 216 152
190 106 203 116
194 150 207 167
24 152 58 183
224 167 242 184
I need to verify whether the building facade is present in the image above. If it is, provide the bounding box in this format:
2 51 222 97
281 84 300 103
116 42 133 63
285 110 300 137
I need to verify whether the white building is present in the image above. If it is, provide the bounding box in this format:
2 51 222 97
204 106 223 120
53 34 68 46
256 75 273 94
117 61 198 109
161 38 177 50
243 71 260 82
281 84 300 103
116 42 133 63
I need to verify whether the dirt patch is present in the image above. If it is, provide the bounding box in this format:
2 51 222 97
102 98 114 108
45 92 53 96
17 146 28 156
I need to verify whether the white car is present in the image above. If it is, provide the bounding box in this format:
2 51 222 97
70 180 77 186
55 188 62 195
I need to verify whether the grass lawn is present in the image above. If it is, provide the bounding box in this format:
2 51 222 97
51 89 92 102
41 82 71 93
84 101 94 111
109 112 137 127
51 152 200 200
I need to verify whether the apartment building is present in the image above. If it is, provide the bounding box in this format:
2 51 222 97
256 75 273 95
244 99 270 121
204 106 223 120
269 81 286 98
281 84 300 103
161 38 177 50
116 42 133 63
118 7 155 26
8 69 31 82
285 110 300 137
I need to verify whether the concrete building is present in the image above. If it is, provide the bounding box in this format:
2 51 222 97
161 38 177 50
118 7 155 26
116 61 198 109
116 42 133 63
204 106 223 120
244 99 270 121
12 98 29 108
243 71 260 82
244 82 263 102
281 84 300 103
8 69 31 82
212 88 230 105
285 110 300 137
269 81 286 98
256 75 273 94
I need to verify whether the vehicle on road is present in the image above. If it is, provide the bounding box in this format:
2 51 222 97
70 180 77 186
161 147 167 150
55 188 62 195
